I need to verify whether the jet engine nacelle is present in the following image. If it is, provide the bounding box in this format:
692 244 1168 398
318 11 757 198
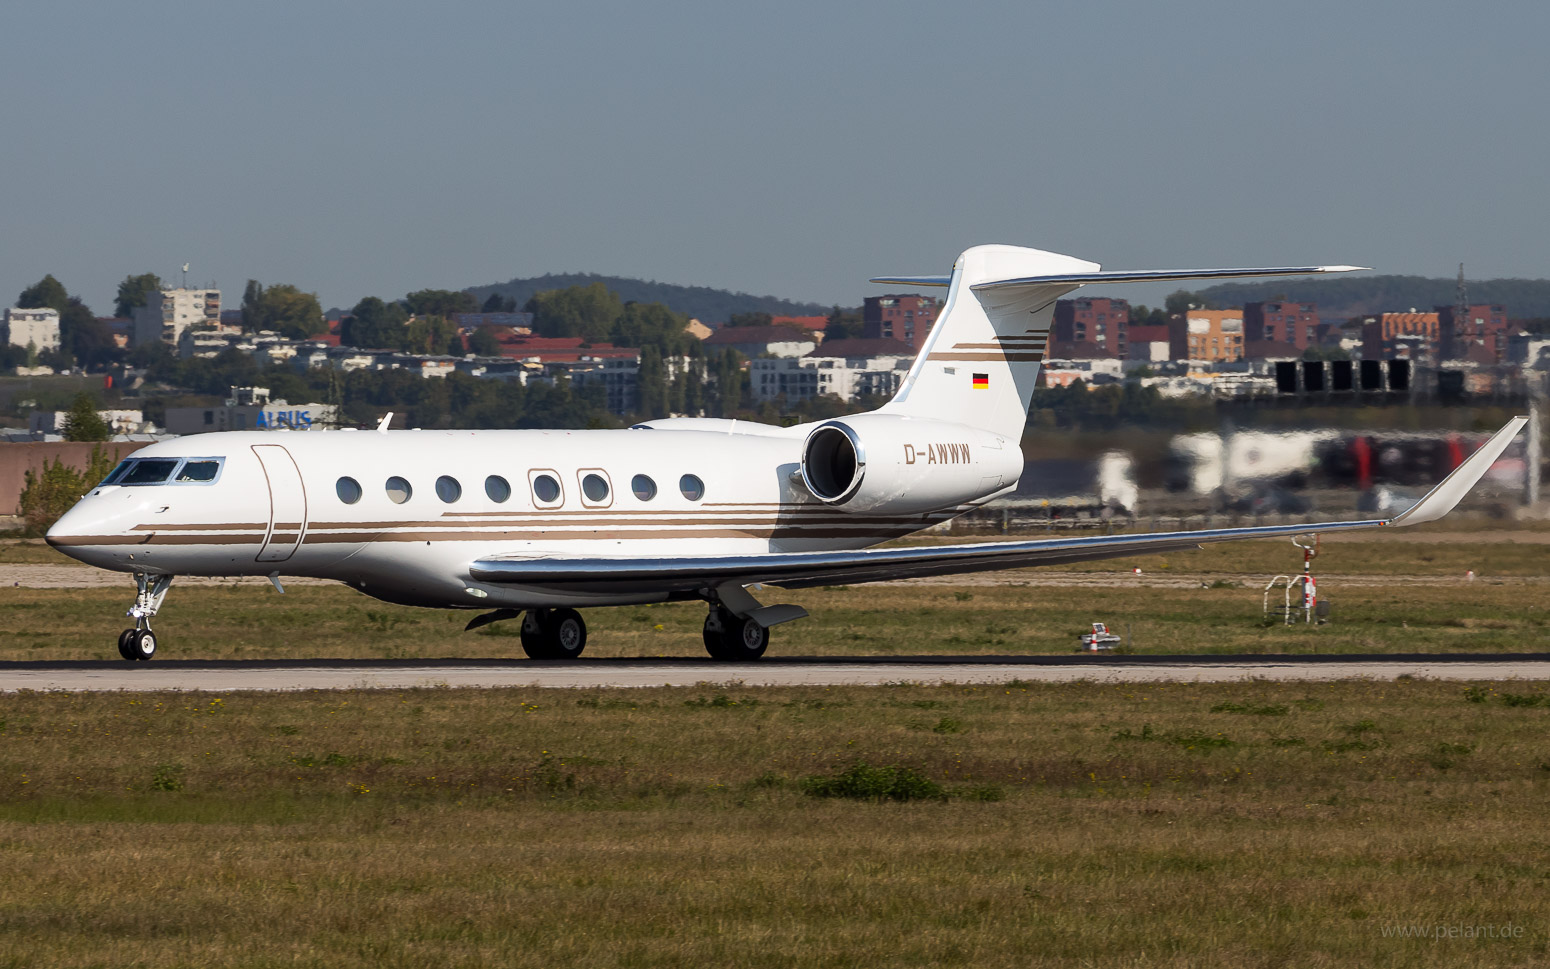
799 414 1023 514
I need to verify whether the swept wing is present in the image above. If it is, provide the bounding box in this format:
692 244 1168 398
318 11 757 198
469 418 1526 595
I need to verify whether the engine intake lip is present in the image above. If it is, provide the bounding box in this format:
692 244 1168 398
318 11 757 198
801 421 866 504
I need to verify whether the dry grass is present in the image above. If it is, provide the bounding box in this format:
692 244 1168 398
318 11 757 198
2 571 1548 662
3 680 1550 966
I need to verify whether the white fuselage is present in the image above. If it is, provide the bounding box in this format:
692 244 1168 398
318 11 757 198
47 422 1016 610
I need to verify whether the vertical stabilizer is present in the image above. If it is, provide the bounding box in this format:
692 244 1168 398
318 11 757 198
879 244 1093 440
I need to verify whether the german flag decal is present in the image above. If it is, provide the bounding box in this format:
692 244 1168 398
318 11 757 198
972 373 989 389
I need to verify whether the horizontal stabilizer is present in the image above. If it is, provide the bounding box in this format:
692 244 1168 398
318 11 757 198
868 275 952 287
970 265 1368 292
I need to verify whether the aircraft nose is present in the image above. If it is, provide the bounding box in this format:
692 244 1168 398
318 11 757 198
45 502 88 549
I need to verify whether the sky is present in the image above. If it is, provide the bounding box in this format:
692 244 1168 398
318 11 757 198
3 0 1548 316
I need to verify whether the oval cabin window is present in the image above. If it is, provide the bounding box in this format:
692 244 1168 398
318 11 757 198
582 473 609 503
435 475 462 503
385 476 412 504
485 475 511 503
336 477 363 504
631 474 657 501
532 474 561 504
679 474 705 501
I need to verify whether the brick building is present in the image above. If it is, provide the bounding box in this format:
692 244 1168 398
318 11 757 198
1243 301 1317 354
1048 297 1130 359
863 294 941 348
1437 303 1510 362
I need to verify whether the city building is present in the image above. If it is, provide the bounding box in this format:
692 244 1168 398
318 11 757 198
749 337 914 403
1360 312 1439 360
454 311 534 331
132 288 221 346
1182 310 1245 362
701 325 815 359
1039 358 1124 388
28 407 146 436
862 295 941 348
1243 301 1317 354
162 387 337 434
3 307 61 354
1437 303 1510 362
1049 297 1130 359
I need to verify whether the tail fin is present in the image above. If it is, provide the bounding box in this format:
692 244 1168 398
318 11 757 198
876 244 1366 440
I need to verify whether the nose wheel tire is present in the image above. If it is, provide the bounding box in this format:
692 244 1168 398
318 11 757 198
118 628 157 661
704 607 769 662
520 608 587 659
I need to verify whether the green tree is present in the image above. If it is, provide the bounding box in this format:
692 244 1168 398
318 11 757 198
62 298 115 369
525 283 623 341
480 292 516 313
19 446 117 535
636 345 669 418
611 301 693 355
17 275 68 312
727 311 773 328
245 283 323 339
404 289 477 318
241 280 264 330
467 327 502 356
61 392 111 441
18 277 114 369
824 305 864 341
1165 290 1212 314
403 314 460 355
341 296 410 349
114 273 163 318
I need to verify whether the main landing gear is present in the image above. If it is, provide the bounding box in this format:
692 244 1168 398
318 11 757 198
520 608 588 659
118 574 173 661
703 606 769 662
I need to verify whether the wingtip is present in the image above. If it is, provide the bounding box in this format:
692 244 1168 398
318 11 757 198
1386 417 1527 527
1321 265 1371 273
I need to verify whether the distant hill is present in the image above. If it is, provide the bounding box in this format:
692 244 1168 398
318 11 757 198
464 273 830 324
1194 275 1550 320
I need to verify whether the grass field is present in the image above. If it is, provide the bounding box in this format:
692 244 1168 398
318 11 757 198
0 525 1547 661
3 680 1549 966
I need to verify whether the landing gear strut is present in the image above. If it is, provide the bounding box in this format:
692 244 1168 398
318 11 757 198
118 574 173 661
703 605 769 662
521 608 587 659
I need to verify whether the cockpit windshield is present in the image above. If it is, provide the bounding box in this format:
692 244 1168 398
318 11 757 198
120 460 181 485
99 457 225 487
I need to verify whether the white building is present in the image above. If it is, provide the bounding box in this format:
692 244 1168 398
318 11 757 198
28 408 146 436
162 387 337 434
3 307 61 353
1039 358 1124 388
750 338 914 403
133 288 221 346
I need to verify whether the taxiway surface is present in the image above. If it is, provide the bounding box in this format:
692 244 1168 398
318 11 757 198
4 654 1549 692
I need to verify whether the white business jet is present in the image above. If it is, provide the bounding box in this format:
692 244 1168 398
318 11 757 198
47 244 1525 662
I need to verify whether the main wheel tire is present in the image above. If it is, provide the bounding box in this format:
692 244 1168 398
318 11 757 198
520 610 552 659
126 629 157 661
117 628 139 661
547 608 587 659
520 609 587 659
704 608 768 662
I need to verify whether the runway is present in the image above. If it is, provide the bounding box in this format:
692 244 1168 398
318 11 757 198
4 654 1550 692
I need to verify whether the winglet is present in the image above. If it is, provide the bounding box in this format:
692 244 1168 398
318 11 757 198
377 412 394 433
1387 417 1528 527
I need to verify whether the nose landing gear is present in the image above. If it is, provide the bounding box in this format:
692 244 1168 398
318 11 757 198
118 574 173 661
